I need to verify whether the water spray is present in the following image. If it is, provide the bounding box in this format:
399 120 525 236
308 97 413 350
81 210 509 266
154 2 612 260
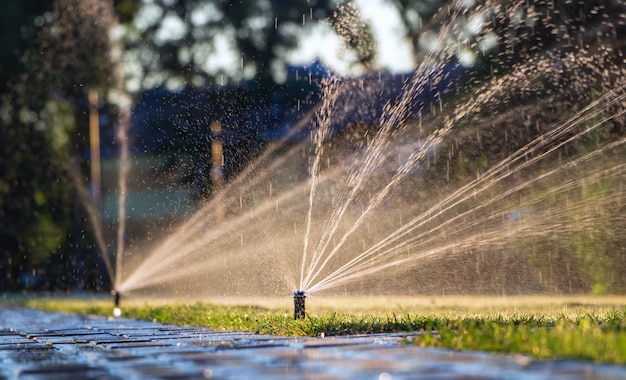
111 289 121 317
293 290 306 320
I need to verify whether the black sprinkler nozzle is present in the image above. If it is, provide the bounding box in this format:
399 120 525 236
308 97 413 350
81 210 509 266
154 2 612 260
111 289 120 307
293 290 306 320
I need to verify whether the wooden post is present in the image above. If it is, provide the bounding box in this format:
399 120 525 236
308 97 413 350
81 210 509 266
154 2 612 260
211 121 224 222
88 90 101 205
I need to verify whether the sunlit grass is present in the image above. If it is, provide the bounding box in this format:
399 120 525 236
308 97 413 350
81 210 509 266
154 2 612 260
5 294 626 365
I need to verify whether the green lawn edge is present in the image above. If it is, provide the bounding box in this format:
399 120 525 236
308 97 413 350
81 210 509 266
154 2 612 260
7 297 626 365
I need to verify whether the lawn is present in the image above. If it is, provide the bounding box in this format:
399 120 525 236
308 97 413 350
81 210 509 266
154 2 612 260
6 294 626 365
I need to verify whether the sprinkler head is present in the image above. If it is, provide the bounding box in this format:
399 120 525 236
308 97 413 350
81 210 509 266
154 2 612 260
293 290 306 320
111 289 122 317
111 289 120 307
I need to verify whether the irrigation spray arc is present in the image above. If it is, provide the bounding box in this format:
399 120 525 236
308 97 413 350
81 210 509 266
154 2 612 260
49 0 132 314
102 0 626 311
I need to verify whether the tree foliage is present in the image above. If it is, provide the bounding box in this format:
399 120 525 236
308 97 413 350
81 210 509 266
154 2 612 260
0 0 123 290
123 0 335 90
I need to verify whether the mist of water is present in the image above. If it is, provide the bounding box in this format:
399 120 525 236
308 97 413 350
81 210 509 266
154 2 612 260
112 0 626 299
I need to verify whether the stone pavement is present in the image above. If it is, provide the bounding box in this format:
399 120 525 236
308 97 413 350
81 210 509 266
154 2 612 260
1 306 625 380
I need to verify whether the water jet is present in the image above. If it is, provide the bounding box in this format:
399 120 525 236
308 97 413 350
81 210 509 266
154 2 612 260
294 290 306 320
111 0 626 300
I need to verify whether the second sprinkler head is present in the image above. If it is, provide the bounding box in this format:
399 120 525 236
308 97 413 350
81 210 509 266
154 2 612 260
111 289 120 307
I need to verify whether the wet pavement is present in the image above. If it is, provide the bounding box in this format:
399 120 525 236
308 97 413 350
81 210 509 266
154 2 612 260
1 306 625 379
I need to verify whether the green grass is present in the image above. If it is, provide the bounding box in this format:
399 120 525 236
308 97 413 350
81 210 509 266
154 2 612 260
412 313 626 364
6 295 626 365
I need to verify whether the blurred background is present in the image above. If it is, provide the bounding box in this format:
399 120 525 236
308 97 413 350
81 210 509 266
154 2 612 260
1 0 624 294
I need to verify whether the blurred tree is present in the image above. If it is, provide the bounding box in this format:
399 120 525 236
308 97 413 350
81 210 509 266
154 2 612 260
114 0 141 23
0 1 52 94
384 0 452 59
329 3 377 70
0 1 56 290
0 0 126 291
122 0 335 90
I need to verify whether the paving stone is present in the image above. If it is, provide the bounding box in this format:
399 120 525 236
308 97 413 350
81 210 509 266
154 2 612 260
0 342 45 351
0 336 34 345
16 364 103 375
104 341 173 350
1 306 626 380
